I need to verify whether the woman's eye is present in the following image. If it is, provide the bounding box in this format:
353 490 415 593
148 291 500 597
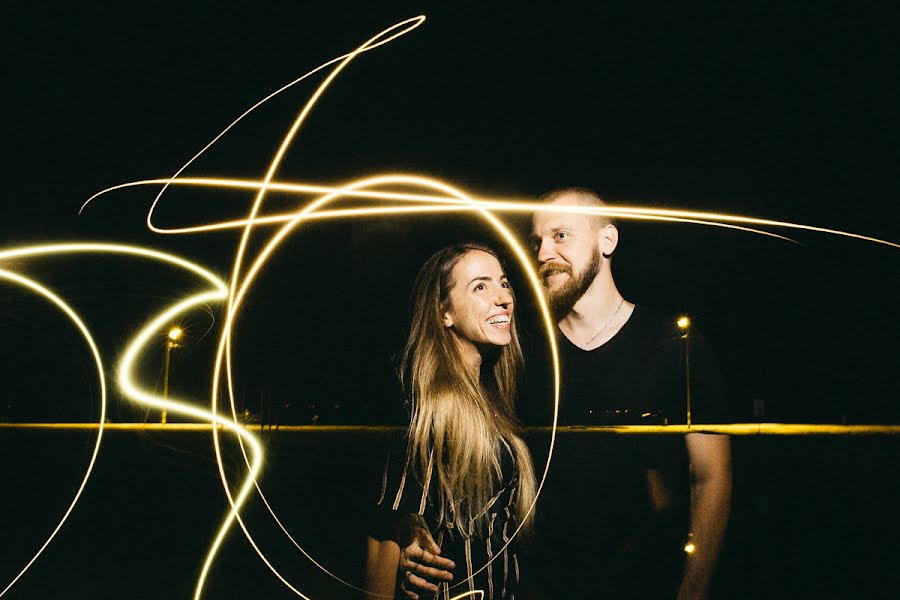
474 283 485 291
501 281 511 289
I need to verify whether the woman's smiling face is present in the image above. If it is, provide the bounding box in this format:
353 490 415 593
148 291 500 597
443 250 514 352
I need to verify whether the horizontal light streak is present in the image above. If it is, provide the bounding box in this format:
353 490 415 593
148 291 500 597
4 423 899 435
79 175 900 251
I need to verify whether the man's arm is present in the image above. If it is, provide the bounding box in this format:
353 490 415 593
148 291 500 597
396 515 455 599
365 514 455 600
365 535 400 599
678 432 732 600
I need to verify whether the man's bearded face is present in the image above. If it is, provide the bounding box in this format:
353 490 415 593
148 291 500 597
539 243 602 315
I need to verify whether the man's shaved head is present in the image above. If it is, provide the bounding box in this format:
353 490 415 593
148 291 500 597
539 187 615 231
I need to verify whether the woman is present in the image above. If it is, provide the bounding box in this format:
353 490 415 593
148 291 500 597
365 243 537 600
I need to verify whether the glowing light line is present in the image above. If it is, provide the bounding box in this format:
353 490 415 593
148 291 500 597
79 181 798 243
201 174 560 596
0 242 226 288
114 290 291 600
0 269 106 598
204 20 439 599
76 16 426 224
79 175 900 250
4 423 900 435
0 243 251 599
31 245 284 600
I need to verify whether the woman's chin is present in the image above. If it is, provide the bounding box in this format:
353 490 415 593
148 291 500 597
489 333 512 347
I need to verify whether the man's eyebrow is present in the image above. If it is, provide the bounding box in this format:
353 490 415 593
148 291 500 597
534 224 572 236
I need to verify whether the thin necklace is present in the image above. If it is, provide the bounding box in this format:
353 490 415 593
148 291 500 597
579 296 625 349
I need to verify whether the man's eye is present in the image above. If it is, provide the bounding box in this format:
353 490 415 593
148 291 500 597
555 232 568 241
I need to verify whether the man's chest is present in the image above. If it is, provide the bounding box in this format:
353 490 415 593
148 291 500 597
559 341 683 423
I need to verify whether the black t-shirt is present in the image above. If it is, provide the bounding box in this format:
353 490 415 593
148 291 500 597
519 306 728 598
523 304 728 427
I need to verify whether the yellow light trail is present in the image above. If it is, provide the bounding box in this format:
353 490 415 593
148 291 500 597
0 243 261 600
83 174 900 250
0 267 106 598
5 423 900 435
8 245 292 600
197 173 561 597
199 17 472 600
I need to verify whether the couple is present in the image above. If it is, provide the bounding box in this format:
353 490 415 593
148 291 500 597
365 189 732 599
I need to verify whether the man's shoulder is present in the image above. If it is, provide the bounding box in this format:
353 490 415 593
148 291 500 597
629 304 682 342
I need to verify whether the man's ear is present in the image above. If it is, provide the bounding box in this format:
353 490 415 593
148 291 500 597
601 224 619 259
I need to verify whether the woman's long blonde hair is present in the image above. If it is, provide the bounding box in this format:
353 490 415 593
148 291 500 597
400 243 536 536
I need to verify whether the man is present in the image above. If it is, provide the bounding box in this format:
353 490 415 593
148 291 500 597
397 188 732 599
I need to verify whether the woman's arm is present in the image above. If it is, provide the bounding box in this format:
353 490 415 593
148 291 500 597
364 535 400 599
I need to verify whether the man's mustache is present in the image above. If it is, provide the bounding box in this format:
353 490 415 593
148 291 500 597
538 262 572 281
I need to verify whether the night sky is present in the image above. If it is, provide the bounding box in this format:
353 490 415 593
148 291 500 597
1 2 898 424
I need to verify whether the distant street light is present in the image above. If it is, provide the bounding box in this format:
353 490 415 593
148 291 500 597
161 327 182 424
678 316 692 426
679 316 696 561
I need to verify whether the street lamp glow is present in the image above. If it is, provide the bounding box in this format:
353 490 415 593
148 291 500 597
684 541 696 554
677 316 690 329
168 327 183 341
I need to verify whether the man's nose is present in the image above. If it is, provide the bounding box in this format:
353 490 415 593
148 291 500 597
537 238 556 263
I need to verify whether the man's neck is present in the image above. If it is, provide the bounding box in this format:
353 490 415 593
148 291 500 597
559 271 624 338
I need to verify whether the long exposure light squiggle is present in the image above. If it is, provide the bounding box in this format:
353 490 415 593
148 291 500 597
82 175 900 251
205 174 560 596
0 243 259 599
202 19 453 599
83 176 801 244
0 267 106 598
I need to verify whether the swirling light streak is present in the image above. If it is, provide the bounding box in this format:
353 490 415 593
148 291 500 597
18 244 283 600
198 17 454 599
0 243 227 284
114 288 291 600
0 267 106 598
0 243 261 599
82 175 900 251
204 174 560 597
74 16 427 232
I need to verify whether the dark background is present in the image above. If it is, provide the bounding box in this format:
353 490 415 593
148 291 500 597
1 2 897 426
0 3 898 598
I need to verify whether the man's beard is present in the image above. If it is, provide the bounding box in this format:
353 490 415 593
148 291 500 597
540 245 602 316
